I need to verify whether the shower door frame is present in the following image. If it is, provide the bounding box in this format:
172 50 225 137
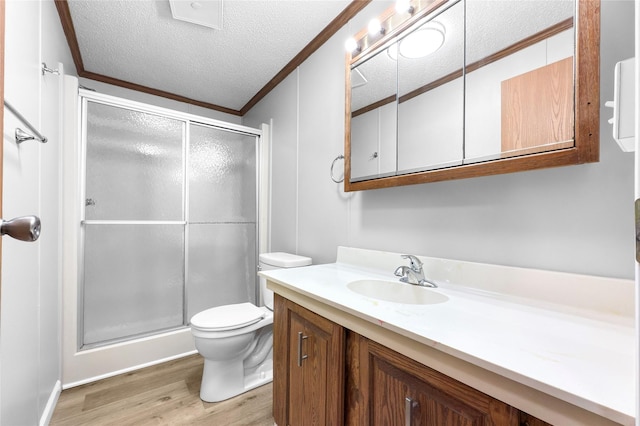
61 82 270 387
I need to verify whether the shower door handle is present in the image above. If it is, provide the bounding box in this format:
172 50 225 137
0 215 41 242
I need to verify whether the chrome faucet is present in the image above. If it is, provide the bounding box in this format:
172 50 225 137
394 254 437 288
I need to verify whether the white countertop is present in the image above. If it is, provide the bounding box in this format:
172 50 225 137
260 248 636 426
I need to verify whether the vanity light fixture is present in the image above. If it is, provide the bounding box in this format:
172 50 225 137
387 21 445 60
345 0 420 59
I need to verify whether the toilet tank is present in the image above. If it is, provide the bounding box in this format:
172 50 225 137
259 252 312 310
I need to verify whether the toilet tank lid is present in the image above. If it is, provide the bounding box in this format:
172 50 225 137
190 303 265 331
259 252 312 268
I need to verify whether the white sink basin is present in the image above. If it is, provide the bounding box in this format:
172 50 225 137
347 279 449 305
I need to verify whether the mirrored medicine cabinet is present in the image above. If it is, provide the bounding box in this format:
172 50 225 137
344 0 600 191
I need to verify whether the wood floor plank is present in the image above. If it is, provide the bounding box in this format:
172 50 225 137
82 361 202 411
102 387 205 426
52 381 194 426
197 383 274 426
50 355 275 425
52 355 203 420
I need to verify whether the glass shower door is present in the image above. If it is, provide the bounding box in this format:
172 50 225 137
82 101 186 347
80 100 260 348
187 124 258 319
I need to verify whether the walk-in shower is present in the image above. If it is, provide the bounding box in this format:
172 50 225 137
79 96 261 348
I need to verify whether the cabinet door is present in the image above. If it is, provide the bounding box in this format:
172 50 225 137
519 412 553 426
273 294 345 426
371 356 485 425
346 332 518 426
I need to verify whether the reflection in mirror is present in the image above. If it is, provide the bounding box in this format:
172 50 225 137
464 0 575 163
397 1 464 174
350 43 398 182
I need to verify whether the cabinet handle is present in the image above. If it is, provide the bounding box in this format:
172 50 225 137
297 331 308 367
405 397 418 426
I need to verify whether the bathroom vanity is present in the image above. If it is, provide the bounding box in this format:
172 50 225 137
261 247 635 426
275 295 523 425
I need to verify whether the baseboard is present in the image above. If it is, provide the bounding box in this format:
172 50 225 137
40 380 62 426
63 350 198 389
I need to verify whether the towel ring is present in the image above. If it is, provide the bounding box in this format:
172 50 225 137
330 155 345 183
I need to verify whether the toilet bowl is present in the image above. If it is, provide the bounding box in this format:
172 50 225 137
190 252 312 402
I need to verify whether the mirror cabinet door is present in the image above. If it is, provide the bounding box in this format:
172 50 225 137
464 0 575 164
350 43 398 182
396 0 464 175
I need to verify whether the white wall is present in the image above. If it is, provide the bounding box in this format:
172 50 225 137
2 0 77 424
244 0 636 279
244 73 299 254
244 27 353 264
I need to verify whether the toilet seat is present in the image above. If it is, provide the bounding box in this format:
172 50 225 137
191 303 265 331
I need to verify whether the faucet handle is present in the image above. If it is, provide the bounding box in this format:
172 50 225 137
401 254 423 270
394 265 409 277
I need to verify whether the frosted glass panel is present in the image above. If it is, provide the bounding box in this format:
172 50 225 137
187 223 256 320
189 124 257 223
85 102 184 221
83 224 184 345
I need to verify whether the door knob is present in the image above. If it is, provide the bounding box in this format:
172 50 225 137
0 216 41 242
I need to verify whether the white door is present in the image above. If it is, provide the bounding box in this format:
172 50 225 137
1 0 63 423
1 0 42 421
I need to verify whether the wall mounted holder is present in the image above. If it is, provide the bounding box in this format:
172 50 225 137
4 100 48 144
41 62 60 75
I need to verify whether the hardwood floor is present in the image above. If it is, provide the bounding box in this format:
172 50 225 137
50 354 275 425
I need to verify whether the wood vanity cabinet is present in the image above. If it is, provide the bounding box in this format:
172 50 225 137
273 294 554 426
273 294 346 426
345 331 519 425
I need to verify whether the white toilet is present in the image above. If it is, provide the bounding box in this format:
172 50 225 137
190 252 312 402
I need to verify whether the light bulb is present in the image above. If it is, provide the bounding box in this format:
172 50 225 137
344 37 359 53
395 0 413 14
368 19 383 36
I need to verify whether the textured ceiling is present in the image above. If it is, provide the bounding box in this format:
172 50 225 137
65 0 354 114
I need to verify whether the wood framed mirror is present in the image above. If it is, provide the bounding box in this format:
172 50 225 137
344 0 599 191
